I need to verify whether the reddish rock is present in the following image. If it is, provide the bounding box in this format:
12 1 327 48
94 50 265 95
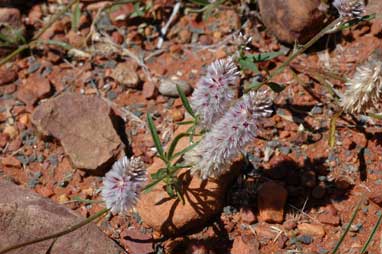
111 31 124 44
301 170 316 188
240 207 257 225
257 181 288 223
0 179 125 254
32 93 121 170
136 123 241 236
0 133 9 147
297 223 325 237
318 212 340 226
1 156 21 167
231 233 260 254
16 73 51 106
7 137 22 152
28 4 43 26
258 0 327 44
142 81 157 99
0 67 17 85
109 61 140 88
120 229 153 254
35 185 55 198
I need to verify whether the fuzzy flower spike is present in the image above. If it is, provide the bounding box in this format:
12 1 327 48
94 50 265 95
190 57 240 129
185 90 272 179
340 50 382 114
332 0 365 19
101 156 147 214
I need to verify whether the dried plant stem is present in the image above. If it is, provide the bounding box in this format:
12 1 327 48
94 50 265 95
157 1 182 49
245 18 342 92
0 0 78 66
0 208 110 254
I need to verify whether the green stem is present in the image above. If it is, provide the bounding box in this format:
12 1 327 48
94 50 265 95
0 44 29 66
0 207 110 254
332 197 363 254
360 211 382 254
245 18 342 92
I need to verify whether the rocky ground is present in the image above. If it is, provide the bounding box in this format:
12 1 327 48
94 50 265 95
1 0 382 253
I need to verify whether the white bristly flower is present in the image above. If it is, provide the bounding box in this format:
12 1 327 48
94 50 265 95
190 57 240 129
101 156 147 214
332 0 365 19
340 50 382 114
185 90 272 179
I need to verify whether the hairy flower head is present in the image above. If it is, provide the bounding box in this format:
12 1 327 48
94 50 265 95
191 57 240 129
185 90 272 179
333 0 365 19
101 156 147 214
340 50 382 114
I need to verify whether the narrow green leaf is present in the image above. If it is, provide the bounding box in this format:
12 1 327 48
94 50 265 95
238 57 259 73
165 184 175 197
368 112 382 120
42 40 73 50
172 141 199 159
150 167 167 180
167 133 190 160
267 82 285 93
142 177 163 193
252 51 284 62
71 1 81 32
146 113 166 161
176 120 195 125
360 211 382 254
72 196 103 204
176 84 195 118
332 197 363 254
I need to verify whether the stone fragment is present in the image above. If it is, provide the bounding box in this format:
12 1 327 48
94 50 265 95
318 212 340 226
0 179 126 254
1 156 21 167
258 0 326 44
110 61 140 88
301 170 316 188
231 233 260 254
0 66 17 85
297 223 325 237
257 181 288 223
159 78 192 97
120 229 153 254
32 93 121 170
16 73 51 106
142 81 157 99
136 123 241 236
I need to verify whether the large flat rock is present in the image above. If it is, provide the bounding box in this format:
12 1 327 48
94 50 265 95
0 179 126 254
32 93 121 170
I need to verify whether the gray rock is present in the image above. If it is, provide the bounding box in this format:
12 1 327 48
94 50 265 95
158 78 192 97
32 93 121 170
0 179 125 254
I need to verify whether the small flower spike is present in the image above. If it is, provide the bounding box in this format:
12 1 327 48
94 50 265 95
190 57 240 129
332 0 365 19
186 90 272 179
101 156 147 214
340 50 382 114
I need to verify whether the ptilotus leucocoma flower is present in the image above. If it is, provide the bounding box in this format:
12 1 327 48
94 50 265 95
340 50 382 114
185 90 272 179
101 156 147 214
332 0 365 19
190 57 240 129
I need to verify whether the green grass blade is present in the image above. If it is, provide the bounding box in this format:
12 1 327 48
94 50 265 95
71 1 81 32
176 84 195 118
332 197 363 254
146 113 166 161
360 211 382 254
